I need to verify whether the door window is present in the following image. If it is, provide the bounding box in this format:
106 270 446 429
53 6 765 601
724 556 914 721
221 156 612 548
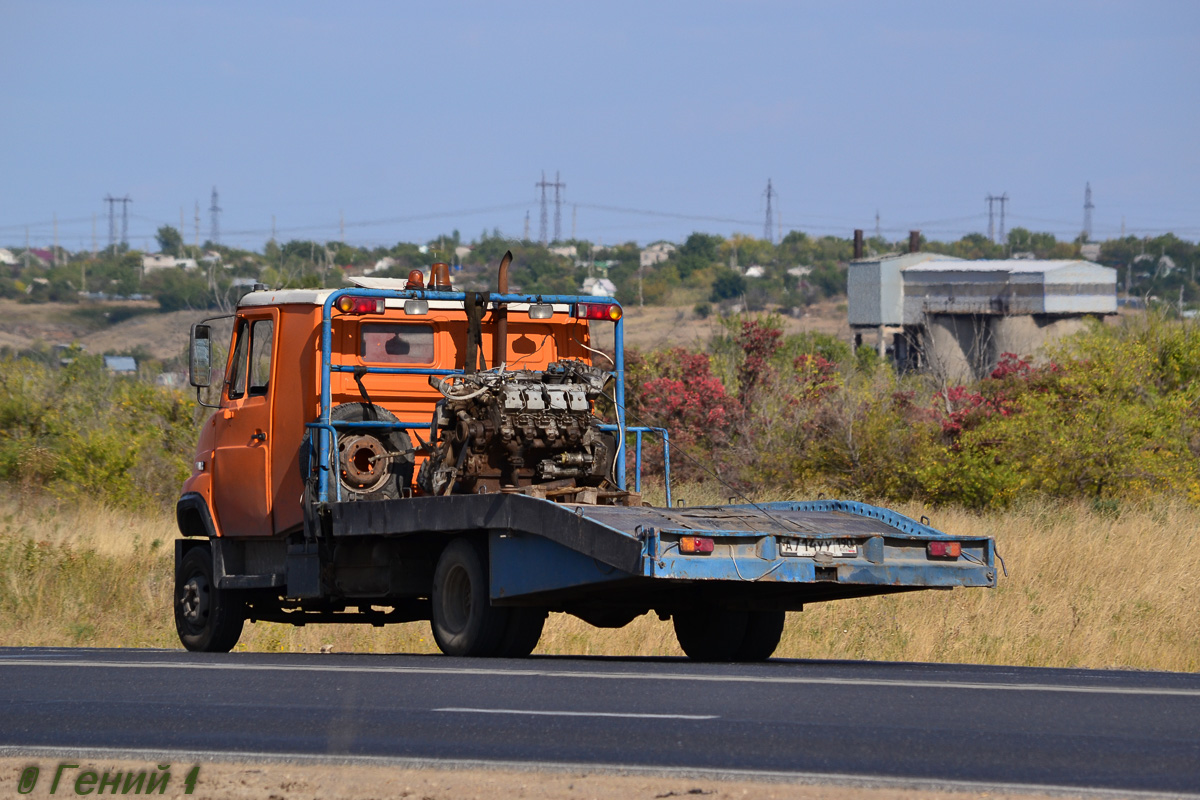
249 319 274 396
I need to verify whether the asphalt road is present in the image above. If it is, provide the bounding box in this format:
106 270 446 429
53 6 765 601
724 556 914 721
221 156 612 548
1 648 1198 795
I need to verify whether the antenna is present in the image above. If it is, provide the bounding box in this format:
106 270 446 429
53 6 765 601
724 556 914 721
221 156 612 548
536 171 549 245
1083 182 1094 242
209 187 221 246
553 170 565 243
763 179 776 243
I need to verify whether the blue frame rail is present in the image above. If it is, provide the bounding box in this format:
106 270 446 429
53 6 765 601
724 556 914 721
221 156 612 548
310 287 656 504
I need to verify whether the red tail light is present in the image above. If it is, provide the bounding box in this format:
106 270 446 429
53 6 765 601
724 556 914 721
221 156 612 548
337 296 385 314
679 536 715 555
575 303 623 321
927 541 961 558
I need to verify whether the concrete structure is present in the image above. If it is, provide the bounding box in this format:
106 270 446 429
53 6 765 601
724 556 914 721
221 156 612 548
849 255 1117 381
640 241 675 268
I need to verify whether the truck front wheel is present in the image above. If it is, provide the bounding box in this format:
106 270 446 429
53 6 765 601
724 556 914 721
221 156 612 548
430 538 509 657
175 544 244 653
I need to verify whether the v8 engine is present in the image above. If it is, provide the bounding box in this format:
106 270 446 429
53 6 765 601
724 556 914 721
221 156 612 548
416 360 617 496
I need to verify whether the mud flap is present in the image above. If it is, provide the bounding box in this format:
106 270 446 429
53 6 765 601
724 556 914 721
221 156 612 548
286 541 322 598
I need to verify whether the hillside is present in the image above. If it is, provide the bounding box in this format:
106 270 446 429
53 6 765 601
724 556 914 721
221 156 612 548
0 297 853 361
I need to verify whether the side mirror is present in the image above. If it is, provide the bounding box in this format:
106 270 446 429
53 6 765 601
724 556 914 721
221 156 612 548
189 324 212 387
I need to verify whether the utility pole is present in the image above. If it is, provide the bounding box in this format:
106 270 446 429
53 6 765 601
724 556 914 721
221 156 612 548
339 209 345 241
90 214 97 258
209 187 221 246
271 215 276 242
52 213 58 266
536 171 550 245
553 170 564 243
875 210 881 240
571 204 577 241
194 202 201 250
24 226 30 271
985 195 997 243
179 208 186 250
763 179 776 243
523 210 530 241
1083 182 1094 242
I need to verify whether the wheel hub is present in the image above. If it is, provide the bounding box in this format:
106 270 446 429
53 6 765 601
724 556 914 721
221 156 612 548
339 434 389 491
180 574 210 627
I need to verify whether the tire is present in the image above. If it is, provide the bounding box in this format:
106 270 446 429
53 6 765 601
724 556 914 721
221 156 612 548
175 544 244 653
495 608 547 658
732 610 786 662
673 609 749 662
330 403 415 501
430 538 510 657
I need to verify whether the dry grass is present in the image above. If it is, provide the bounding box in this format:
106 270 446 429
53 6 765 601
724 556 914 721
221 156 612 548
2 488 1197 671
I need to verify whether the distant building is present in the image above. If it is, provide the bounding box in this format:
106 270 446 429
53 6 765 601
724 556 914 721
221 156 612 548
104 356 137 374
743 265 766 278
0 248 16 266
640 241 675 268
1080 243 1102 261
549 245 578 259
582 276 617 297
849 252 1117 381
454 245 472 260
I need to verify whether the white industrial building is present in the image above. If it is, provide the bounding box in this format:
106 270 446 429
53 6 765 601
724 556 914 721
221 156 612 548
849 252 1117 381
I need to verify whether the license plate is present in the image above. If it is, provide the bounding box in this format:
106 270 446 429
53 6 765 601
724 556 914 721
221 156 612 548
779 539 858 558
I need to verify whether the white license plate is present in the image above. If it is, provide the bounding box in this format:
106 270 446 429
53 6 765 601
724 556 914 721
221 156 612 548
779 539 858 558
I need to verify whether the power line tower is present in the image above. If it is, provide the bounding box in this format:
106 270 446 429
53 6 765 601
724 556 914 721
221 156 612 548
553 170 565 243
1083 182 1094 241
119 197 131 249
986 194 998 243
104 196 118 252
536 171 550 245
523 210 530 241
998 193 1008 243
763 179 776 243
209 187 222 246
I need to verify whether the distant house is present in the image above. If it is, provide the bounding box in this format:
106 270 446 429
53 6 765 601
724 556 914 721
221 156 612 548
370 257 398 274
0 248 16 266
549 245 578 259
1080 243 1102 261
583 276 617 297
143 254 199 273
104 356 137 374
640 241 675 268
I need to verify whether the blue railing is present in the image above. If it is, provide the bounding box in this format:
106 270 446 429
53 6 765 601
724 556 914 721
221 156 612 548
309 287 668 504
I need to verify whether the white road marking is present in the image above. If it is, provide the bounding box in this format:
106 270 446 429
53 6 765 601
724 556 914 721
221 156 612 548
1 658 1198 698
435 707 717 720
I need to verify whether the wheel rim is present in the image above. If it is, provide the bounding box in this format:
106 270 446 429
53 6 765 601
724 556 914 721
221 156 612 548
441 564 472 634
179 572 210 634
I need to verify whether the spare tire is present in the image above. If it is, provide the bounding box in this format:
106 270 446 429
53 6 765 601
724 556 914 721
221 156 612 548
330 403 414 501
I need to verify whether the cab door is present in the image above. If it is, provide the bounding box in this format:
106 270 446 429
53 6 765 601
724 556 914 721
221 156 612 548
211 311 277 537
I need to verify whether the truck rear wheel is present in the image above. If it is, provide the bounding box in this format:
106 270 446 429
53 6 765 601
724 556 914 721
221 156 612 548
732 610 786 662
495 608 546 658
673 609 748 662
430 538 509 657
175 544 244 653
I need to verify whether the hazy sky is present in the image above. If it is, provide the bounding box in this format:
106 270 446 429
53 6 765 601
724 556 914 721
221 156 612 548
3 1 1197 252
